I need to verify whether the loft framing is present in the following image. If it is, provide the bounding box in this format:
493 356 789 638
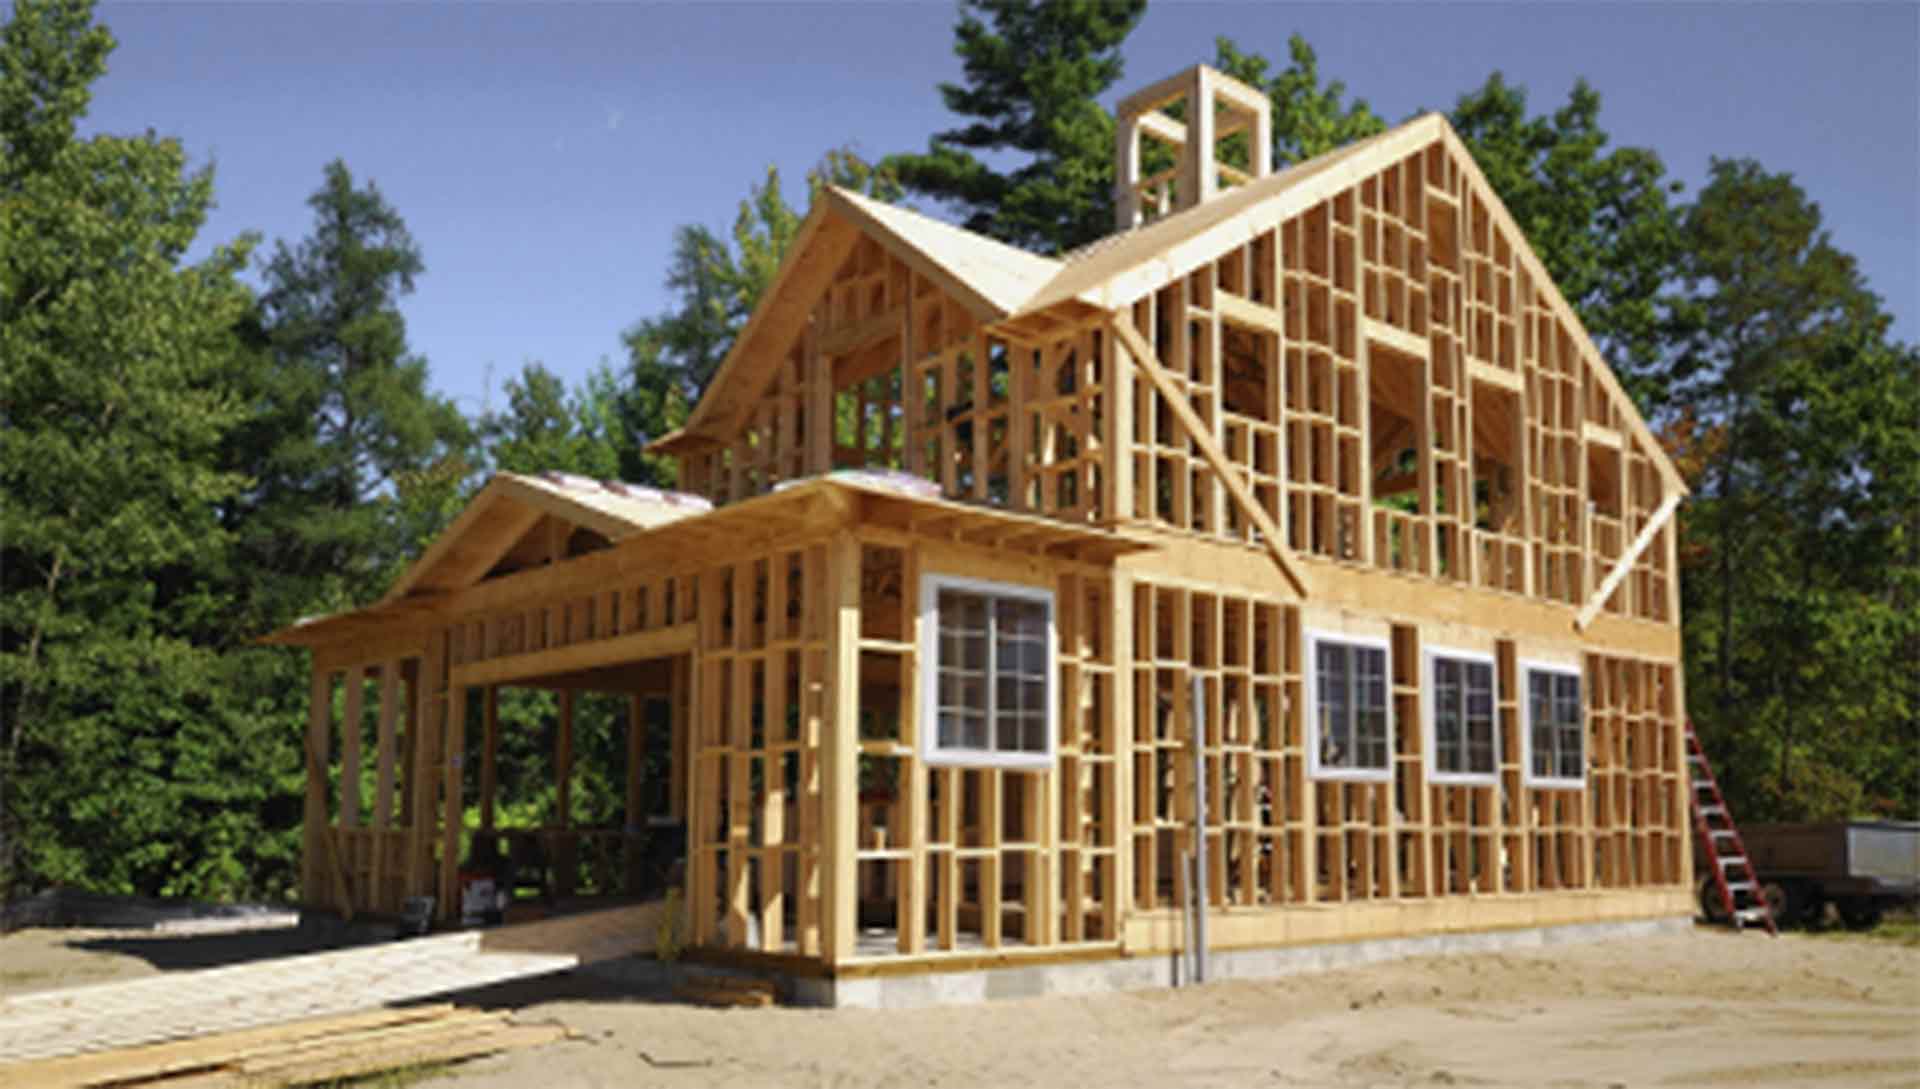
269 65 1693 977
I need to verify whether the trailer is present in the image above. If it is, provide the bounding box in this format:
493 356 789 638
1706 821 1920 928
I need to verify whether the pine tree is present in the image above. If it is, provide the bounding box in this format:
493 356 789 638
882 0 1145 254
1212 35 1384 167
240 159 472 613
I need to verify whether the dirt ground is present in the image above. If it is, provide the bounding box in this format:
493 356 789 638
438 928 1920 1089
4 924 1916 1088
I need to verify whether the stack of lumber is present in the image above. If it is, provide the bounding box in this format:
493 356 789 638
675 974 777 1008
0 902 659 1065
0 1004 567 1088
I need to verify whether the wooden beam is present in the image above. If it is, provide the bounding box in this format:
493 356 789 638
448 621 696 690
479 686 499 832
1365 318 1429 361
1582 419 1625 449
1575 493 1681 630
338 667 364 831
822 532 861 963
1109 318 1310 598
439 684 468 922
818 305 904 357
303 667 331 906
1215 290 1285 335
556 689 574 832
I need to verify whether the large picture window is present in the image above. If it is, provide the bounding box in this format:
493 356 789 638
920 575 1054 767
1429 650 1498 780
1524 664 1585 787
1308 633 1391 780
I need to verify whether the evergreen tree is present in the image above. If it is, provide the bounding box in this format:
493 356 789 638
240 159 472 613
1213 35 1384 167
481 361 623 480
1663 160 1917 819
883 0 1146 254
0 0 268 897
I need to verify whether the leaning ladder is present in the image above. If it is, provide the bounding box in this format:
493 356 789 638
1686 721 1777 935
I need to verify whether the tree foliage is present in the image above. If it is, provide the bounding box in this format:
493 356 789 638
1213 35 1384 167
0 0 270 898
1661 160 1917 819
883 0 1145 254
243 160 473 610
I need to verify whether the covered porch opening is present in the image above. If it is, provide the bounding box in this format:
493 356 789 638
458 650 693 917
445 645 695 925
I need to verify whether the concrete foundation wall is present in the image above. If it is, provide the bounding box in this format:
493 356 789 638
793 915 1692 1009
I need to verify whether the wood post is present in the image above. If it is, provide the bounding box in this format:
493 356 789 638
821 532 861 963
303 667 331 907
479 686 498 832
439 684 468 922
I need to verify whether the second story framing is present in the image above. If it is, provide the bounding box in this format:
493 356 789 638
653 70 1686 631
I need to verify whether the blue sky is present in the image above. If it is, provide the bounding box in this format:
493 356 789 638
79 2 1919 419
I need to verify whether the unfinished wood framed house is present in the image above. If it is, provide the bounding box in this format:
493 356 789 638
270 65 1693 1005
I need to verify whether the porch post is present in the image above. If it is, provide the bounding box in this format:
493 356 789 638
555 688 575 898
480 686 499 832
303 665 331 906
439 684 469 921
821 531 861 963
626 692 646 896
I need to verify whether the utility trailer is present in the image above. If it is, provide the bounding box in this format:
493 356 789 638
1708 821 1920 928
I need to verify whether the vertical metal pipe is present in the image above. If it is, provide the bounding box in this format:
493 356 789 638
1191 673 1210 983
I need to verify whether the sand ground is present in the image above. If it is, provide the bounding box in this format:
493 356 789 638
4 924 1916 1088
434 929 1920 1089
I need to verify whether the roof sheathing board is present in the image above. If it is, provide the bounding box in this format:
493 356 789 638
1014 117 1439 317
825 188 1062 319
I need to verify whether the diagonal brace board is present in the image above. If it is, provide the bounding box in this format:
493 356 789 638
1108 318 1310 598
1575 493 1681 630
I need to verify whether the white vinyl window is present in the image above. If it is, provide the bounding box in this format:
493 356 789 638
919 575 1055 768
1307 632 1392 781
1523 663 1585 788
1428 649 1498 782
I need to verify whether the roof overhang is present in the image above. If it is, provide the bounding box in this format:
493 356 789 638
263 477 1159 649
379 472 709 604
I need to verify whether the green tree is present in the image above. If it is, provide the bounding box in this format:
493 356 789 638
481 361 623 480
1664 160 1917 820
1448 74 1683 414
0 0 270 897
882 0 1146 254
1213 35 1384 167
609 153 900 485
240 159 473 612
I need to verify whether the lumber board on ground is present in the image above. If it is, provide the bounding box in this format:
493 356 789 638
0 1005 565 1089
0 902 658 1065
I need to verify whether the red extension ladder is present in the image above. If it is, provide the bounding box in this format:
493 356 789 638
1686 721 1777 935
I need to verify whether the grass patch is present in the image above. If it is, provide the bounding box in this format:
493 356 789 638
1808 910 1920 948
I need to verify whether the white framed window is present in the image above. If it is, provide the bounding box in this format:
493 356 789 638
1426 647 1499 782
1522 662 1585 788
919 574 1055 768
1307 631 1392 781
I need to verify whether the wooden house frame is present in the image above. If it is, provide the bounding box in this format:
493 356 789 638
271 66 1693 990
